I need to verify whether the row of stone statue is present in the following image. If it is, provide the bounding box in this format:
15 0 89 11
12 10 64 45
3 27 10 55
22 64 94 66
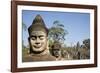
23 14 72 62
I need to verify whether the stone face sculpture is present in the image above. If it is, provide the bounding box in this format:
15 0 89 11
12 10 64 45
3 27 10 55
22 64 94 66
28 14 48 54
51 41 63 60
23 14 55 62
61 50 73 60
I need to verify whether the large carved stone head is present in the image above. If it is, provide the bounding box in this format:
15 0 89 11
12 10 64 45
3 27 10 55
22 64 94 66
28 14 48 54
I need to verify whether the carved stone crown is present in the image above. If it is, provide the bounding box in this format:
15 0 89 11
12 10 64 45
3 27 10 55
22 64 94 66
28 14 48 36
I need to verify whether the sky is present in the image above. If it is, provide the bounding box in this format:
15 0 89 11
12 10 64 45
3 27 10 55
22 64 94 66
22 10 90 47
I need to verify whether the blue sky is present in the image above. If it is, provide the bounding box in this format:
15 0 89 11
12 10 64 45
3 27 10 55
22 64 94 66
22 10 90 46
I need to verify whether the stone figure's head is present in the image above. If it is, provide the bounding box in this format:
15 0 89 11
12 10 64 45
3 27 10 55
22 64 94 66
28 14 48 54
61 50 68 58
51 41 61 58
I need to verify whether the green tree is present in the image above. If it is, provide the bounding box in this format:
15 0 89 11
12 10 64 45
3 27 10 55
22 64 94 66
79 39 90 59
22 22 27 48
48 20 68 43
82 39 90 49
22 22 27 31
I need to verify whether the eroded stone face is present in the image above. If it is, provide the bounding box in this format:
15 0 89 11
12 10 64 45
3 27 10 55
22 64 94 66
52 49 61 58
29 31 47 53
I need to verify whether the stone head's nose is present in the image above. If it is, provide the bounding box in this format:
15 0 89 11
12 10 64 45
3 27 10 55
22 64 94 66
35 42 40 45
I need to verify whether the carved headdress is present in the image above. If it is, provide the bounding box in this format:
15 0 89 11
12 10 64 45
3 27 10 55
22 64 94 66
28 14 48 36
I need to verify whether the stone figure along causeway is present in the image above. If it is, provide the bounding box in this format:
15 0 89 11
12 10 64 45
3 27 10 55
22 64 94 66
51 41 63 60
23 14 55 62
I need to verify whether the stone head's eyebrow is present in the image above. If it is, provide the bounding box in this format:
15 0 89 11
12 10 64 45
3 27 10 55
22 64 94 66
30 35 44 38
30 35 37 38
39 35 44 37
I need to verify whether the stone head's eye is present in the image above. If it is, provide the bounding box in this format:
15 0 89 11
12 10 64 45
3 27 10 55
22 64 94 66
31 36 36 40
39 35 44 40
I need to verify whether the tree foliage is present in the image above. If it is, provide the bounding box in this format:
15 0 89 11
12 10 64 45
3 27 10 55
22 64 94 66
22 22 27 31
48 20 68 43
76 41 80 49
22 22 27 48
82 39 90 49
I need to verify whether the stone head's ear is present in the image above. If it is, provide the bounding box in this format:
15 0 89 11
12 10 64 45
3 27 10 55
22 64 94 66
28 37 30 44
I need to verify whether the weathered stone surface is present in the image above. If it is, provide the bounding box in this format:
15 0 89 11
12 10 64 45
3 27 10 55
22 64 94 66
23 14 56 62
